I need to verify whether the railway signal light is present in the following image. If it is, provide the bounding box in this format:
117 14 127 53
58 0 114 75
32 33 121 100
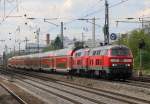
138 39 145 49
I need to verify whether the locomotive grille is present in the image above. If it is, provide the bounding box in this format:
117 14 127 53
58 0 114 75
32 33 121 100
112 64 129 69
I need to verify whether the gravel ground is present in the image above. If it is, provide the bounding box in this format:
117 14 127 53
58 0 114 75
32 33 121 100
7 71 150 104
0 76 48 104
0 72 138 104
0 85 20 104
16 80 75 104
17 78 127 104
38 73 150 101
1 70 150 104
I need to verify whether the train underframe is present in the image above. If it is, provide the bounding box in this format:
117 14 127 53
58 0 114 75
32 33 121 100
69 66 132 80
8 65 132 80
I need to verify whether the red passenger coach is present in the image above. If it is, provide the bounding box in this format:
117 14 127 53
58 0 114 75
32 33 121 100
8 48 75 72
53 48 74 72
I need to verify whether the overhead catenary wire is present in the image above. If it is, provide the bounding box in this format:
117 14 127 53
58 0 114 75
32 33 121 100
116 20 150 24
84 0 129 17
64 0 129 26
0 0 20 25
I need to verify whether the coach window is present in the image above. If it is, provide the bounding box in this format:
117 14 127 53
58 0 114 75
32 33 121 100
98 51 100 55
96 51 98 55
93 51 96 55
78 52 82 56
97 50 101 55
85 51 89 56
96 59 100 65
90 60 92 65
104 49 108 55
101 50 105 55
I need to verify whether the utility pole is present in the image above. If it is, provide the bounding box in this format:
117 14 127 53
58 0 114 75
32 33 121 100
81 32 85 47
3 45 8 70
104 0 109 44
16 0 19 12
3 0 6 20
3 51 7 69
92 17 96 47
139 17 144 30
60 22 64 48
36 28 40 53
4 45 8 54
82 32 84 43
13 45 16 55
24 37 29 54
25 37 28 50
18 42 21 55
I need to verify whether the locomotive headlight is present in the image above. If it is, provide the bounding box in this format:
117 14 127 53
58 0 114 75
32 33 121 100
124 59 132 62
112 64 117 66
111 59 119 62
125 64 130 66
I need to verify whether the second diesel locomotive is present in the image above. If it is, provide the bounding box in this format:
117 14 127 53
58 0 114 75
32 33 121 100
8 45 133 79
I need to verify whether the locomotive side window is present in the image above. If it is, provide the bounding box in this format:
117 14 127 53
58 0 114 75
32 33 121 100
96 59 100 65
84 51 89 55
90 60 92 65
97 50 101 55
111 47 130 56
90 60 94 65
75 52 82 57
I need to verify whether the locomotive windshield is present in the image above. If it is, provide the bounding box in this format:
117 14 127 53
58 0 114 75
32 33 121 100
111 47 130 56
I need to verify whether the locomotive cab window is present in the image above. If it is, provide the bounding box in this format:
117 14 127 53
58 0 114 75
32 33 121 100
111 47 130 56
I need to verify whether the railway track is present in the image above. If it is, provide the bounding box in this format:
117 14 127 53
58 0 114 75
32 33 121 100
9 68 150 89
0 70 111 104
125 80 150 89
0 83 27 104
132 75 150 82
1 69 150 104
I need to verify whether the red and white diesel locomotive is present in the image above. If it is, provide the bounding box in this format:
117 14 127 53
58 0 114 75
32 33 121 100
8 45 133 79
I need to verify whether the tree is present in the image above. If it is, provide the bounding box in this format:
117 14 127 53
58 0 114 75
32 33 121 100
43 36 62 52
54 36 62 49
116 29 150 71
74 41 84 48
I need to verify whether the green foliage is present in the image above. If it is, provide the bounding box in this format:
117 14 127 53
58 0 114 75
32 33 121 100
43 43 55 52
54 36 62 49
74 41 84 48
43 36 62 52
134 51 150 70
117 30 150 72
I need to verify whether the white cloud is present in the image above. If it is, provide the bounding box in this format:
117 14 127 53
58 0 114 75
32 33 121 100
137 8 150 17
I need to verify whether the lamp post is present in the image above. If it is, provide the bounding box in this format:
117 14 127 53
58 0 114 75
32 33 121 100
34 28 40 53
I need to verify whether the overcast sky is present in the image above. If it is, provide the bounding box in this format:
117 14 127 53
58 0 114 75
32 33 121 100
0 0 150 54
